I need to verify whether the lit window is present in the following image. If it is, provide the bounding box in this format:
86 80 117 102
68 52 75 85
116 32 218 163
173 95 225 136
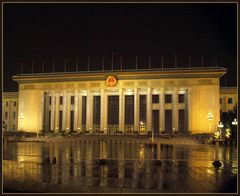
152 95 159 103
165 94 172 103
228 98 233 104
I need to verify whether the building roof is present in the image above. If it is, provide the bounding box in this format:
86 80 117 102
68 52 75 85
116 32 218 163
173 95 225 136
220 87 237 95
12 67 227 84
3 92 19 99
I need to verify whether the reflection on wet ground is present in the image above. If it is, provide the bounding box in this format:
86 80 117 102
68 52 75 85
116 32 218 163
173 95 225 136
3 140 237 193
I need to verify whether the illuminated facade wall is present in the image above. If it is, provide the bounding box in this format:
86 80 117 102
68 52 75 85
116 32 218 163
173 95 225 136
2 92 18 131
220 87 237 113
5 68 226 134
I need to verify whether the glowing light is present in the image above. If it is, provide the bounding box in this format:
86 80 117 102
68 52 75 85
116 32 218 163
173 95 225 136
225 128 231 138
232 118 237 125
214 131 220 139
218 122 223 128
207 112 213 122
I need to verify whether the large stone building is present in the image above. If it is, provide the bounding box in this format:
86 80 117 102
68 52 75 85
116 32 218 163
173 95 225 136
3 67 234 135
220 87 237 113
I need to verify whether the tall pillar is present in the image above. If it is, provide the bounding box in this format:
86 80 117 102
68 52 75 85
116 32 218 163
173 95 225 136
44 92 50 132
77 93 82 133
159 87 165 134
74 90 79 131
119 88 125 133
187 87 192 133
55 93 60 133
40 91 44 132
146 88 152 133
100 89 108 134
50 92 55 131
86 90 93 133
172 87 178 133
66 92 71 132
62 91 67 131
134 88 139 133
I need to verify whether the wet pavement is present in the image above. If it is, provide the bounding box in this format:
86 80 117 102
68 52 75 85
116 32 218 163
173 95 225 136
3 139 237 193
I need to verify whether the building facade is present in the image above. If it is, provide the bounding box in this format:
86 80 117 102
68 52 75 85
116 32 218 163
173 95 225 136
3 67 226 135
2 92 18 131
220 87 237 113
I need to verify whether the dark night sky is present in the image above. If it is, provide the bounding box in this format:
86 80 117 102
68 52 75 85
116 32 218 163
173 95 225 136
3 3 237 92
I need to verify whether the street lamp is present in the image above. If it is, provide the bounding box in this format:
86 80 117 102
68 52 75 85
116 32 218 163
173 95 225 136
207 112 213 133
232 118 237 125
231 118 237 140
217 121 224 140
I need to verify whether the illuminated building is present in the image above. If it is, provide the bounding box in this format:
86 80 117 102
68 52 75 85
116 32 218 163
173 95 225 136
220 87 237 113
2 67 231 134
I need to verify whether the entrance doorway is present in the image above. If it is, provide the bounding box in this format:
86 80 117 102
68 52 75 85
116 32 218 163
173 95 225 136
152 110 159 136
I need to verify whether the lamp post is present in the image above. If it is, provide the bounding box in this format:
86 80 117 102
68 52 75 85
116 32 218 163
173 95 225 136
212 121 222 168
232 118 237 140
217 121 224 140
207 112 213 133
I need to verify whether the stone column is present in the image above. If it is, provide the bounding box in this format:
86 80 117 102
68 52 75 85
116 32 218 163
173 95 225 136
159 87 165 134
50 92 55 131
66 92 71 132
55 93 59 133
74 90 79 131
100 89 108 134
77 93 82 133
172 87 178 133
146 88 152 133
62 91 67 131
40 91 44 131
44 92 50 132
86 90 93 133
134 88 139 133
187 87 192 133
119 88 125 133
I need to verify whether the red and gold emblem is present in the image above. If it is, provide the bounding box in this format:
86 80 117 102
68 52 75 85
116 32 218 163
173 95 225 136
106 76 117 87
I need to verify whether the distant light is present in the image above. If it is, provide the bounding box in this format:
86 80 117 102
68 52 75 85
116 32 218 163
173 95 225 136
232 118 237 125
218 122 224 128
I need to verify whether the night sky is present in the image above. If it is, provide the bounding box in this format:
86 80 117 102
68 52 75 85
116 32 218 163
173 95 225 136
3 3 237 92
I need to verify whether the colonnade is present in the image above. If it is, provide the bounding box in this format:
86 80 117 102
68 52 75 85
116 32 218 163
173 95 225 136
42 87 189 134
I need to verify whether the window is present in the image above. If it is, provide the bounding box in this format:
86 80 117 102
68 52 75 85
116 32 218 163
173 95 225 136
165 94 172 103
14 101 17 106
228 98 233 104
178 94 185 103
71 96 75 105
6 101 8 107
220 98 222 104
5 112 8 118
13 112 16 119
60 96 63 105
152 95 159 103
49 97 52 105
13 125 15 131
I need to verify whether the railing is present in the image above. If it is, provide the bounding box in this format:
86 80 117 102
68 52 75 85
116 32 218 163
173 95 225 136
125 125 134 134
107 125 119 134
